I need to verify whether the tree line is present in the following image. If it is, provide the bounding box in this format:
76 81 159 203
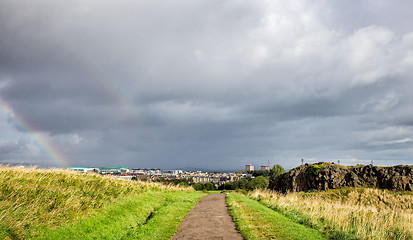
153 164 286 191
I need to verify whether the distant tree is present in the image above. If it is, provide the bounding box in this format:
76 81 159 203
156 177 194 187
187 177 194 185
192 182 217 191
269 164 286 181
251 170 270 178
193 183 204 191
238 178 249 189
219 176 271 191
204 182 217 191
218 181 233 190
156 177 166 183
131 176 137 181
228 181 237 190
247 176 269 190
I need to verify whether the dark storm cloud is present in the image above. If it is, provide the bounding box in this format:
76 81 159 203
0 140 28 155
0 0 412 170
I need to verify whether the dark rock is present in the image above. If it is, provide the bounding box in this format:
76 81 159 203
269 162 413 192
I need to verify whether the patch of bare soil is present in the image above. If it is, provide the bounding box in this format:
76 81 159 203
171 193 244 240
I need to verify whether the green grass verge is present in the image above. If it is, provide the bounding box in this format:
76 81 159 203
1 166 203 239
34 191 206 240
128 192 204 239
0 166 174 239
226 193 328 240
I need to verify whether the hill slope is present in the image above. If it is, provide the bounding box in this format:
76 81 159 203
250 188 413 239
0 166 202 239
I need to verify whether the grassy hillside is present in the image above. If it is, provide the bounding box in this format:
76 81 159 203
226 193 328 240
249 188 413 240
35 191 204 240
0 166 204 239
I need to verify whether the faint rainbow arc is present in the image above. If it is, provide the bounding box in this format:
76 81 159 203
0 100 68 168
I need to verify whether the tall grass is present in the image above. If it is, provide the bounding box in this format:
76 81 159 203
0 165 186 239
250 188 413 240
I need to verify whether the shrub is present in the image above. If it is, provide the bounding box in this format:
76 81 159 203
246 176 269 190
310 164 325 176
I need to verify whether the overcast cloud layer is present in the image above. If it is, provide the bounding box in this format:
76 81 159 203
1 0 413 171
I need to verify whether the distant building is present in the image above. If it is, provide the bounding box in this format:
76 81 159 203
245 165 254 171
169 170 184 175
99 167 130 174
261 165 270 171
67 167 99 173
132 168 161 175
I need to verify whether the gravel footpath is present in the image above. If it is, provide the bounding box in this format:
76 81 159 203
171 193 244 240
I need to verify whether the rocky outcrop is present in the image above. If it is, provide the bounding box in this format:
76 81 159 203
269 162 413 192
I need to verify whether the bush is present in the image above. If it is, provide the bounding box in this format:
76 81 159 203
192 182 217 191
246 176 269 190
193 183 204 191
310 164 325 176
219 176 269 191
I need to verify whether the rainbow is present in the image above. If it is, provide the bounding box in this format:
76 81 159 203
0 52 142 169
0 99 68 168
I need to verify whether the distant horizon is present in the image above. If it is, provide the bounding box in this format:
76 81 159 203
3 160 412 174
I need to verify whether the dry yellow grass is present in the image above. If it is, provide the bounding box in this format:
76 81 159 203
249 188 413 239
0 165 187 239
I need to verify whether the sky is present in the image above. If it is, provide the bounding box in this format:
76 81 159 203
1 0 413 171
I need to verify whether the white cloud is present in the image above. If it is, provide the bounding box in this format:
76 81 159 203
370 138 413 146
342 26 395 86
149 101 239 123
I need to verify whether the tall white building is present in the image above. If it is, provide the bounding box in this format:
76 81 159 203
245 165 254 171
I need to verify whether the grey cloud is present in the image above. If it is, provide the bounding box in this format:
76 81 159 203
0 140 28 154
0 0 412 170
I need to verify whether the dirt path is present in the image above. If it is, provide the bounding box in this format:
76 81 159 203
171 193 244 240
